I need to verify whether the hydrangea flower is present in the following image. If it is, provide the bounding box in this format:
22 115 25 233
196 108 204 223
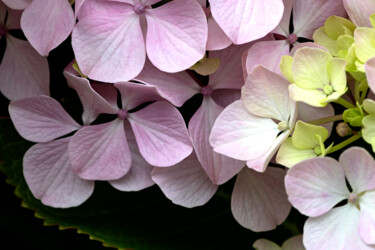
73 0 208 83
285 147 375 249
0 2 49 100
2 0 75 56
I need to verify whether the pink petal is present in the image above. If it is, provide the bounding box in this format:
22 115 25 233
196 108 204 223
297 102 335 135
6 8 22 30
293 0 347 39
9 95 80 142
2 0 31 10
21 0 75 56
339 147 375 193
244 40 290 76
145 0 207 72
69 119 131 180
304 204 373 250
75 0 85 18
72 7 145 82
210 89 241 108
109 121 154 191
23 137 94 208
359 191 375 245
209 43 252 90
210 0 284 44
189 97 244 184
365 57 375 94
128 101 193 167
231 167 291 231
209 100 280 161
0 36 49 100
64 72 118 124
344 0 375 27
0 2 5 26
91 82 119 110
134 59 199 107
206 15 232 51
114 82 162 111
242 65 292 121
285 157 350 217
151 153 218 208
272 0 294 37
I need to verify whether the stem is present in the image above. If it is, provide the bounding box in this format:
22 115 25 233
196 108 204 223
354 80 360 103
334 97 356 109
360 88 369 103
308 114 343 125
327 132 362 154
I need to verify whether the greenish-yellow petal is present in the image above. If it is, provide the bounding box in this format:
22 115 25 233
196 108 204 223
362 114 375 152
276 138 317 168
327 58 347 92
292 121 329 149
288 84 327 107
280 55 294 83
354 27 375 63
313 27 339 56
324 16 356 40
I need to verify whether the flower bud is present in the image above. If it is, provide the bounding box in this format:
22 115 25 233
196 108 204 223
336 122 352 137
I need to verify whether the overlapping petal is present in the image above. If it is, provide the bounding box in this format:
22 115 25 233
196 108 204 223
344 0 375 27
2 0 31 10
145 0 207 72
23 137 94 208
9 95 80 142
209 0 284 44
365 57 375 93
151 153 218 208
128 101 193 167
206 15 232 51
359 191 375 245
231 167 291 231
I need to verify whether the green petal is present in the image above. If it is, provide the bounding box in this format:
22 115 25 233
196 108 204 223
280 55 294 83
324 16 356 40
354 27 375 63
362 114 375 152
337 35 354 58
327 58 347 92
276 138 317 168
292 48 331 89
313 27 338 56
288 84 327 107
364 99 375 114
370 13 375 28
292 121 329 149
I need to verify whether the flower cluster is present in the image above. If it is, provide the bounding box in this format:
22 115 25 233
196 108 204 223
1 0 375 249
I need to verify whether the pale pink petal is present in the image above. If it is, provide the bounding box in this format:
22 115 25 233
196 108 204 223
293 0 347 39
114 82 162 111
128 101 193 167
21 0 75 56
231 167 291 231
285 157 350 217
365 57 375 94
206 15 232 51
340 147 375 193
2 0 31 10
9 95 80 142
304 204 374 250
75 0 85 18
109 121 154 191
272 0 294 37
145 0 207 72
64 72 118 124
359 191 375 245
0 36 49 100
151 153 218 208
189 97 244 184
72 8 145 82
246 131 290 172
209 100 280 161
210 89 240 108
242 65 291 121
210 0 284 44
281 235 305 250
69 119 131 180
78 0 131 20
23 137 94 208
344 0 375 27
290 42 329 56
114 0 159 5
244 40 290 75
134 59 199 107
298 102 335 135
209 43 252 89
91 82 119 109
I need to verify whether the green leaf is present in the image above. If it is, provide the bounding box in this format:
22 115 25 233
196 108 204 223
0 119 298 249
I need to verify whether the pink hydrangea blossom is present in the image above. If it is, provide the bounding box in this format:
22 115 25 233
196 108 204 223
285 147 375 249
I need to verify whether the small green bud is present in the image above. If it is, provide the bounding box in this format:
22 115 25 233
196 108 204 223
343 108 363 127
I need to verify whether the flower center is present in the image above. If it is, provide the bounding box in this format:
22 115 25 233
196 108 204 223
133 3 148 15
0 25 6 36
202 6 211 17
277 121 289 131
287 33 298 44
313 145 322 155
201 85 212 96
323 85 333 95
117 109 128 120
348 192 359 204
